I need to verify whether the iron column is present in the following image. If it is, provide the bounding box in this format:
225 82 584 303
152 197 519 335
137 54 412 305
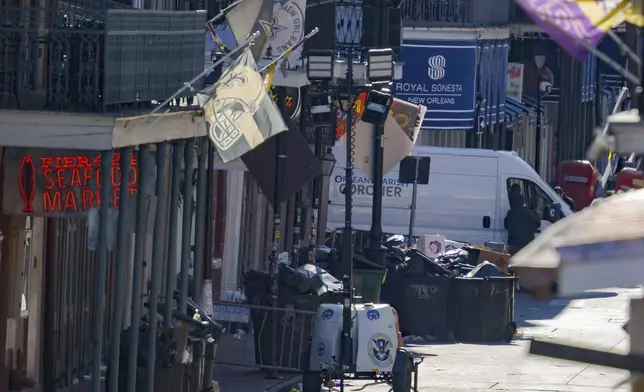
108 147 133 392
126 144 151 392
535 74 542 175
179 138 196 314
90 150 113 392
145 142 170 392
164 140 183 324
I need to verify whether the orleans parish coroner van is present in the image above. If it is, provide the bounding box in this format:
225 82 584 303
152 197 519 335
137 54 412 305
327 145 574 245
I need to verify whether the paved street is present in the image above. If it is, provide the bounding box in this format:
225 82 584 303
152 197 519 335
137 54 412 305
213 287 640 392
346 287 639 392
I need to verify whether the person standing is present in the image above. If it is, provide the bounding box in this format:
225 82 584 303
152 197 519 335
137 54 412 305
504 194 541 255
554 186 576 211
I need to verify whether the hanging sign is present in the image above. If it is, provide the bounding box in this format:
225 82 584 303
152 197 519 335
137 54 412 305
3 148 139 217
394 41 477 130
506 62 524 101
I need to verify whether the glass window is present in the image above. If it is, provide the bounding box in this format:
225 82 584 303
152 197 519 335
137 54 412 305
506 178 555 218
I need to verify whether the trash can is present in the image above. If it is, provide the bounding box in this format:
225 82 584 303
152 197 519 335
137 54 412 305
251 293 318 369
381 274 452 340
448 276 516 343
353 267 386 303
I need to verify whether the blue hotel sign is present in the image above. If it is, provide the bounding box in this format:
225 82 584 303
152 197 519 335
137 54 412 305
394 41 478 130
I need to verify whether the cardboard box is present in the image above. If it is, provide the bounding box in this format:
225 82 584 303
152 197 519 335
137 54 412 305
464 246 510 273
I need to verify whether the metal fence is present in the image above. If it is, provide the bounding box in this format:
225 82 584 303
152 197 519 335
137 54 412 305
212 301 317 372
0 4 205 112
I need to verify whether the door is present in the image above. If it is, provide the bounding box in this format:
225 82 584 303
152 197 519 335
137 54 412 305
502 176 557 241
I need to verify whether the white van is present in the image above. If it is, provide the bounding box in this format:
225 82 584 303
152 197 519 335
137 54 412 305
327 145 574 246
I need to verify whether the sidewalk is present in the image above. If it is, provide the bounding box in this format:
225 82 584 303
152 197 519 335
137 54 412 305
213 365 301 392
213 287 640 392
347 287 639 392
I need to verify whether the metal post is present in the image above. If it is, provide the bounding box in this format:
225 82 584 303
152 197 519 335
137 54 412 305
108 147 133 392
91 150 113 392
267 92 287 379
407 157 419 247
340 46 355 388
364 0 388 268
164 141 183 325
308 127 323 264
365 120 386 267
194 138 209 306
292 105 307 266
179 138 196 314
535 77 542 175
145 142 170 392
204 143 215 291
127 144 151 392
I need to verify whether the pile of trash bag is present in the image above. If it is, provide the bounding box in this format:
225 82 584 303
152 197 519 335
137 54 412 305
381 236 508 279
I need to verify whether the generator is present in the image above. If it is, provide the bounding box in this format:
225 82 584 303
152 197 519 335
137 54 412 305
303 303 418 392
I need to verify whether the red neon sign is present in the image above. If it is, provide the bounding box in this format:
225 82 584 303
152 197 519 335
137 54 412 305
17 153 138 214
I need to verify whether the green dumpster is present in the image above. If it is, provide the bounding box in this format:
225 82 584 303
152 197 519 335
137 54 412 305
353 267 387 303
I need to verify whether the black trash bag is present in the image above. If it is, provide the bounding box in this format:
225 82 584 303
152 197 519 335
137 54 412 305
401 249 453 277
278 263 342 295
435 248 471 266
385 247 407 270
297 245 334 267
244 270 271 302
465 261 506 278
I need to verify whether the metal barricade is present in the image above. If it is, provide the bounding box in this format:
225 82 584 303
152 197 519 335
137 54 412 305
212 301 317 372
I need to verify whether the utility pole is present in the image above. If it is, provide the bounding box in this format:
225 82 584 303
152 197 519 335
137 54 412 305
363 0 389 268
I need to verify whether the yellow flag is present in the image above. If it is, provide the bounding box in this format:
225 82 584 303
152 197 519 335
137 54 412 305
262 61 277 92
625 0 644 27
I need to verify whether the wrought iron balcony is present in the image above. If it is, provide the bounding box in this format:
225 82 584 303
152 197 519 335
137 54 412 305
0 4 206 113
402 0 511 27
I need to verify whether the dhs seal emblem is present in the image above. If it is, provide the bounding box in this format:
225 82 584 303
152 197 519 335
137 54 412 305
317 342 326 356
367 309 380 321
368 333 393 367
321 309 334 320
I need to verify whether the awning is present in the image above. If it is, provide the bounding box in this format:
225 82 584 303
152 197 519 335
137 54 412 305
0 109 206 150
480 39 509 128
522 94 547 124
504 97 528 121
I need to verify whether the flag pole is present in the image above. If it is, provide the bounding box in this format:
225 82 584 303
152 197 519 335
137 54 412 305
205 0 247 36
607 29 642 66
534 14 641 85
140 30 260 125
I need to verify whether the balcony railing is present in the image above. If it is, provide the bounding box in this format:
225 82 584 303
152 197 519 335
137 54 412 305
0 5 206 113
402 0 511 27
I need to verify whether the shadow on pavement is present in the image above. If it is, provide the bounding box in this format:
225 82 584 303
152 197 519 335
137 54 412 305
213 365 300 392
514 290 618 328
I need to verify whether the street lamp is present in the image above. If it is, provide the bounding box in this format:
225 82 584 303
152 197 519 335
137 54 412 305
321 148 336 177
534 47 547 175
306 51 335 265
366 48 394 86
362 87 394 268
307 50 335 81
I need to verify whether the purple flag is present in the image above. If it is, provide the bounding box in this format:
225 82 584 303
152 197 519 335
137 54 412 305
513 0 615 60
